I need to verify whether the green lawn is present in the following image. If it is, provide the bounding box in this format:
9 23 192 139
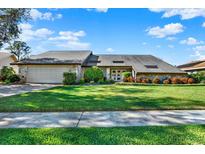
0 125 205 144
0 85 205 112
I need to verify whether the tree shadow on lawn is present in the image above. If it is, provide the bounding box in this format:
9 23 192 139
0 85 205 111
1 125 205 144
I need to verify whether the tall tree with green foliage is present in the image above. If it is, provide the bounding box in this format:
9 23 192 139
6 41 30 61
0 8 30 48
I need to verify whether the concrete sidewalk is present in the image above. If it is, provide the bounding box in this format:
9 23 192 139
0 110 205 128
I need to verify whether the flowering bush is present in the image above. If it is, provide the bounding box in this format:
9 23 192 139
180 77 189 84
171 77 181 84
135 77 142 83
163 79 170 84
141 78 151 83
187 78 195 84
152 77 161 84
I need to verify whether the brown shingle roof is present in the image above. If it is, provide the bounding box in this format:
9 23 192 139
178 60 205 71
13 50 92 65
84 54 185 74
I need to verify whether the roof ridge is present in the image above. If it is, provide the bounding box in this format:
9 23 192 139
95 54 152 56
46 50 92 52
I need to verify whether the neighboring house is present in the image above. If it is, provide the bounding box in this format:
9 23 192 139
178 60 205 73
0 52 18 73
12 50 186 83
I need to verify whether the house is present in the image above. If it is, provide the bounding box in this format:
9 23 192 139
12 50 186 83
0 52 18 73
178 59 205 73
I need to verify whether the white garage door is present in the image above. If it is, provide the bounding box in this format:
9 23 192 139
27 66 76 83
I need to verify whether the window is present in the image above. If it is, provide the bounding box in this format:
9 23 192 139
144 65 158 69
113 61 124 63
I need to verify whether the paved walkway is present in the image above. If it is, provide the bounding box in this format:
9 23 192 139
0 110 205 128
0 84 58 97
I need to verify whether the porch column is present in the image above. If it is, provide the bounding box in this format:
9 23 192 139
106 67 111 80
132 69 136 78
76 65 81 81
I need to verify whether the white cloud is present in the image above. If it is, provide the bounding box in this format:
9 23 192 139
149 8 205 20
180 37 203 45
56 41 90 50
192 45 205 60
86 8 108 13
166 37 176 41
168 45 174 48
156 45 161 48
49 30 90 50
202 22 205 27
49 30 86 41
30 9 63 21
146 23 184 38
56 14 62 19
95 8 108 13
106 48 115 53
19 23 54 41
142 42 147 45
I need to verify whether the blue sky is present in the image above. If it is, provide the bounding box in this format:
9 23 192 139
16 8 205 65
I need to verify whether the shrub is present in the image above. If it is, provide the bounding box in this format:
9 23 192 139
152 77 161 84
163 79 170 84
188 71 205 83
122 72 132 78
90 81 95 84
171 77 181 84
79 78 85 84
127 76 134 82
105 79 115 84
84 66 104 82
122 72 132 82
123 77 128 82
187 78 195 84
200 80 205 84
141 78 151 83
135 77 142 83
97 79 105 84
63 72 76 85
7 74 20 83
180 77 189 84
0 66 15 81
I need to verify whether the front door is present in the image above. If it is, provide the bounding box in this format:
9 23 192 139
111 69 125 81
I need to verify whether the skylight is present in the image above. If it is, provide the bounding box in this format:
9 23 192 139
113 61 124 63
145 65 158 69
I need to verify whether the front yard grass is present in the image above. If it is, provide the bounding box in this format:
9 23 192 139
0 85 205 112
0 125 205 144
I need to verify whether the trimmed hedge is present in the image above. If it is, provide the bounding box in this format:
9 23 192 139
63 72 76 85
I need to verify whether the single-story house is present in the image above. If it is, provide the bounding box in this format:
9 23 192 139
0 51 18 73
12 50 186 83
178 60 205 73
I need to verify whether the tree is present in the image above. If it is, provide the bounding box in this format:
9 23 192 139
0 9 30 48
7 41 31 61
84 66 104 82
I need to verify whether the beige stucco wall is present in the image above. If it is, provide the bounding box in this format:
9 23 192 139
19 64 80 83
0 56 18 73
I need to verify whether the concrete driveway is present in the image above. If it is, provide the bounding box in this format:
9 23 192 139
0 84 58 97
